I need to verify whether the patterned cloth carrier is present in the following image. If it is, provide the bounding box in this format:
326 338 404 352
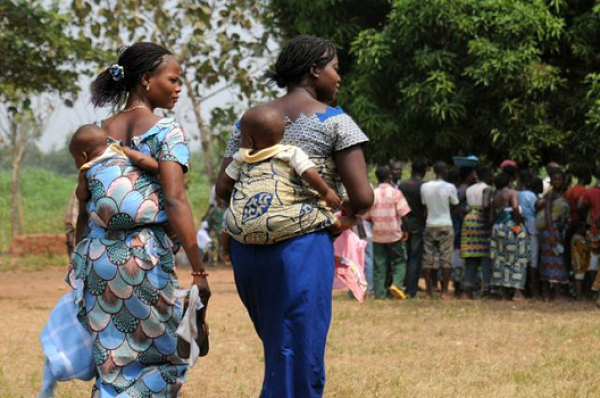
224 106 368 245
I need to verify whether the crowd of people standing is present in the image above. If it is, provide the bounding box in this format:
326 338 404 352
362 158 600 304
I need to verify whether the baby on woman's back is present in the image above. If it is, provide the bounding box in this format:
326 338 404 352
68 124 164 235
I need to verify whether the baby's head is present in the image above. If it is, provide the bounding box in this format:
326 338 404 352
240 106 285 150
69 124 108 169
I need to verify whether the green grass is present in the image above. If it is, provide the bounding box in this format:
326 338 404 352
0 168 76 251
0 165 212 252
0 254 69 272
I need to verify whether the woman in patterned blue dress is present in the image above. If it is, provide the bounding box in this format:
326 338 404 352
216 35 373 397
71 42 210 397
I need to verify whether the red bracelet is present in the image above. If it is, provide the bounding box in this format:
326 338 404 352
191 270 209 277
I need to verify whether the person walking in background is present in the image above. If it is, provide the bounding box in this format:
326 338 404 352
517 169 541 298
538 171 569 300
490 173 530 301
365 165 411 299
461 165 493 299
399 157 428 298
421 161 459 300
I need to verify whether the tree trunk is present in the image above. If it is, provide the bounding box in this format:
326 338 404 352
183 77 215 184
10 146 25 238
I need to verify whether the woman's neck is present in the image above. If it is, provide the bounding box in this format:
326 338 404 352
125 92 154 111
287 85 317 100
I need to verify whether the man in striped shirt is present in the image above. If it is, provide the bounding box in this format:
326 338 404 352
365 165 411 299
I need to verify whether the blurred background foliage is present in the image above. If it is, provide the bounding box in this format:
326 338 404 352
3 0 600 242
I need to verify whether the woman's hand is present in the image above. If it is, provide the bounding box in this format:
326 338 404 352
192 275 211 305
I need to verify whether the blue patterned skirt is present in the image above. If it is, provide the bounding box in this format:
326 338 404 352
71 225 187 397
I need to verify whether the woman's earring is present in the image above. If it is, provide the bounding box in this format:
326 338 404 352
145 84 150 91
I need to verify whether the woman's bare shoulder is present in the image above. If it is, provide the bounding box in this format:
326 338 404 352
103 113 164 141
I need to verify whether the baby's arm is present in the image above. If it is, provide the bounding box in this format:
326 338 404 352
74 172 90 244
122 147 160 174
217 154 242 202
75 170 91 202
302 168 341 208
284 147 341 208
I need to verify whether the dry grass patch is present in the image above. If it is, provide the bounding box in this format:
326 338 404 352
1 264 599 397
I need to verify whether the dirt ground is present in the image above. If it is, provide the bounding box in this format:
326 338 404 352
2 264 600 398
8 234 67 257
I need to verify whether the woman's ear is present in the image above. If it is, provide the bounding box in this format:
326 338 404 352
141 72 151 91
310 64 321 79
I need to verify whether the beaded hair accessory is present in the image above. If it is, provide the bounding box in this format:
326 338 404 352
108 64 124 82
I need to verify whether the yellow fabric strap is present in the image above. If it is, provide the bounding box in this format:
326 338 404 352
239 145 288 164
79 143 127 172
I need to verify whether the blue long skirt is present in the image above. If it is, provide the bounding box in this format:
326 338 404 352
230 230 334 398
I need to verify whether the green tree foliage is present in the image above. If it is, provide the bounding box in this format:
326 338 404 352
0 0 95 238
268 0 390 76
269 0 600 167
0 0 96 102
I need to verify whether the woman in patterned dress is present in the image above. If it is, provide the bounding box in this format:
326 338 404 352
490 173 530 301
216 35 373 397
71 42 210 397
537 171 570 300
461 165 493 298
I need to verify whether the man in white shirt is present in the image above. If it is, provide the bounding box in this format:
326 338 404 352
421 161 459 299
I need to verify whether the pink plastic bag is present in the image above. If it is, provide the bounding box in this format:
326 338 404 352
333 229 367 303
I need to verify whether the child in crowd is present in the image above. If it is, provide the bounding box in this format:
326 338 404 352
218 106 358 259
571 220 590 300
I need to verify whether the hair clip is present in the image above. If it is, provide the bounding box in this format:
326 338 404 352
109 64 125 82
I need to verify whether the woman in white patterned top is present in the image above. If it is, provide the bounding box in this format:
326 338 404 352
216 35 373 398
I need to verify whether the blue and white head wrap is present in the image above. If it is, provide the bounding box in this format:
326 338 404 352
108 64 124 82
